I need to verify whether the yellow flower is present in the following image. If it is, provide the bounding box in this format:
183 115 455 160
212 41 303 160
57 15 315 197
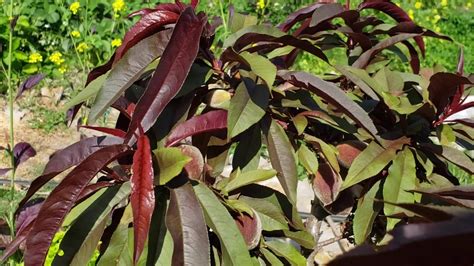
435 26 441 32
112 0 125 13
257 0 265 10
467 3 472 8
76 42 89 53
432 14 441 23
71 30 81 38
70 1 80 15
441 0 448 7
49 52 65 65
111 39 122 48
28 52 43 63
408 9 414 20
415 2 422 9
395 3 401 7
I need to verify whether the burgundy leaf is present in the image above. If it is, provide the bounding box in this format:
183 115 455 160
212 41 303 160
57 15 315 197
66 104 82 127
0 168 12 176
10 15 19 30
309 3 345 27
86 54 115 86
329 211 474 265
80 126 126 138
411 186 474 209
179 145 204 180
126 8 207 143
114 10 179 64
24 144 130 265
166 183 210 265
234 211 262 250
359 0 425 56
18 136 122 210
427 73 472 114
128 8 158 18
13 142 36 168
233 33 328 62
352 33 419 69
402 41 420 74
312 158 342 206
166 110 228 147
278 3 323 32
445 119 474 127
130 135 155 264
278 71 379 138
77 181 117 203
457 47 464 75
16 74 45 100
0 223 32 263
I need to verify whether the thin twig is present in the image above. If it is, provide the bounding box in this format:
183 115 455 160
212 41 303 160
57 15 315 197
325 216 347 253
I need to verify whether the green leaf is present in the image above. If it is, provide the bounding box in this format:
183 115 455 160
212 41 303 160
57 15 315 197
335 65 379 100
292 116 308 135
282 230 314 249
421 143 474 175
228 79 268 139
353 180 382 245
224 169 277 193
193 184 252 265
438 124 456 146
240 51 277 87
154 147 191 185
265 119 298 204
70 216 108 265
229 12 258 33
232 124 262 172
62 73 108 111
383 147 417 230
256 211 289 231
260 248 284 266
266 240 306 266
342 139 408 190
297 144 319 175
305 135 339 173
89 31 171 121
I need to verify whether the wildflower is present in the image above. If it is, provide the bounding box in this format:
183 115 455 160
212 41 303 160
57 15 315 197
432 14 441 23
57 250 65 256
70 1 80 15
467 2 472 8
76 42 89 53
441 0 448 7
112 0 125 13
59 65 67 74
395 3 400 7
49 52 65 65
111 38 122 48
257 0 265 10
28 52 43 63
408 9 414 20
415 2 422 9
71 30 81 38
435 26 441 32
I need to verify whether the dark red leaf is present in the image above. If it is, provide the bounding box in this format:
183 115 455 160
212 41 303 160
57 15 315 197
114 10 179 64
0 223 32 263
328 211 474 265
126 8 206 143
0 168 12 176
457 47 464 75
234 211 262 250
309 3 345 27
16 74 44 100
278 3 323 32
128 8 158 18
80 126 126 138
427 73 472 114
402 41 420 74
18 136 122 210
86 54 115 86
411 186 474 209
278 71 379 138
66 104 82 127
13 142 36 168
166 183 210 265
130 135 155 264
233 33 328 62
77 181 117 203
166 110 228 147
359 0 425 56
312 158 342 206
24 144 130 265
384 202 454 222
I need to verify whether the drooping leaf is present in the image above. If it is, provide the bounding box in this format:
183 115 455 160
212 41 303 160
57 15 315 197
193 183 253 265
16 73 44 100
229 12 258 33
130 135 155 264
266 240 306 266
0 168 12 177
420 143 474 175
63 73 108 111
312 158 342 206
114 10 179 63
126 8 207 141
80 126 126 138
223 25 284 48
228 79 268 139
232 124 262 172
18 136 123 209
297 143 319 175
342 138 409 190
165 110 228 147
260 248 284 266
278 3 322 32
166 183 210 265
224 169 277 193
427 73 472 115
335 65 379 100
282 230 315 249
234 211 262 250
13 142 36 168
24 144 130 265
310 3 344 27
411 186 474 209
264 119 298 204
353 180 382 245
89 31 172 121
279 71 379 138
383 147 417 230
